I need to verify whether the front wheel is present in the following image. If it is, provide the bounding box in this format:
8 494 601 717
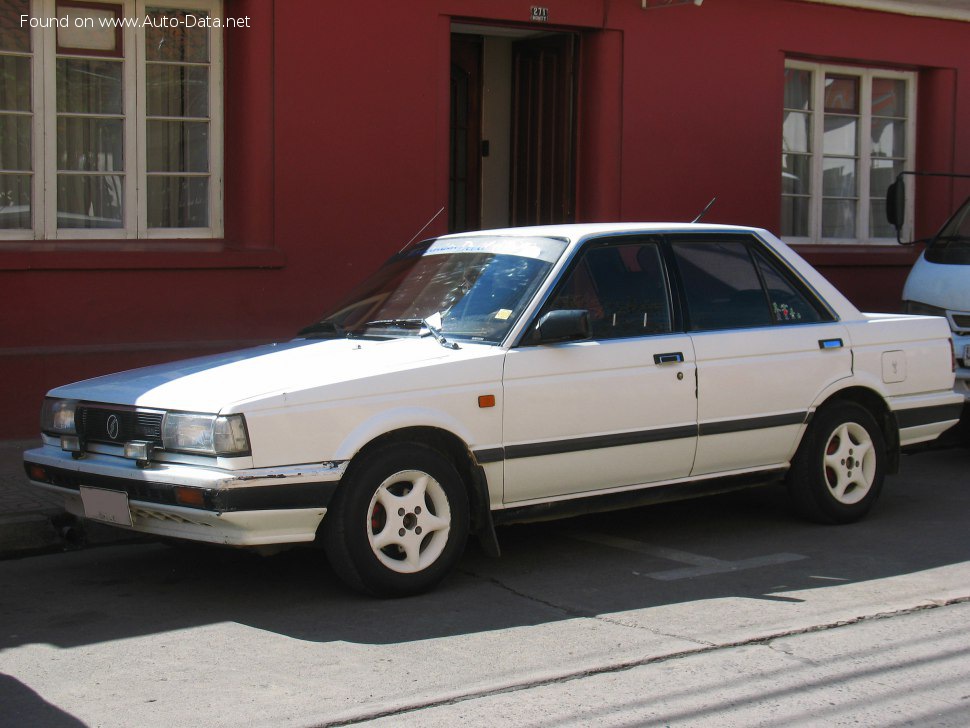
322 443 469 597
787 402 886 524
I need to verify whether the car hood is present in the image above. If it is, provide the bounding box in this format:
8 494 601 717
49 337 496 413
903 254 970 311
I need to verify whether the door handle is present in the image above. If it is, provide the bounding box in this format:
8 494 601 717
818 338 844 350
654 352 684 365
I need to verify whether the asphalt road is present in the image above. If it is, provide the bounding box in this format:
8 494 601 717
1 447 968 727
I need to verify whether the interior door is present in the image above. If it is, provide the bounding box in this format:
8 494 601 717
450 34 483 233
502 239 698 503
510 34 577 226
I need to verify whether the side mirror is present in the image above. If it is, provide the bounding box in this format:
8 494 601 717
535 310 591 344
886 176 906 234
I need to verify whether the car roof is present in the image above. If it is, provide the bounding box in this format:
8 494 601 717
436 222 764 243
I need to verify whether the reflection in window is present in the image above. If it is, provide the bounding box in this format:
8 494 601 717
55 8 125 229
146 8 211 228
0 0 32 229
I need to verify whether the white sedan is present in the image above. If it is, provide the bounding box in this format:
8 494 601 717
25 223 963 596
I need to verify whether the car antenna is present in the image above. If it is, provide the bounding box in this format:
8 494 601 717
691 196 717 223
399 206 446 253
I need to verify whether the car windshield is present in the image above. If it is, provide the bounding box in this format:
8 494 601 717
300 235 568 344
926 196 970 265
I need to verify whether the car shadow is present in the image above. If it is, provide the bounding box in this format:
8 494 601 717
1 449 967 650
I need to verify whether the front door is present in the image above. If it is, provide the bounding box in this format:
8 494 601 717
502 238 698 503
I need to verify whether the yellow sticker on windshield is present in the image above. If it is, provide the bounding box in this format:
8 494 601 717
495 309 512 320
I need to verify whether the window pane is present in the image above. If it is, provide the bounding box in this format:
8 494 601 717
673 240 771 331
872 78 906 117
146 64 209 118
0 0 31 52
145 9 209 62
823 115 857 155
871 118 905 158
0 54 30 111
822 199 856 238
57 174 123 228
784 68 811 110
870 158 903 199
824 75 859 113
548 242 671 339
57 117 124 171
822 157 856 197
781 196 809 238
56 59 123 114
147 175 208 227
782 111 810 154
0 113 30 170
147 120 208 172
0 173 30 228
782 154 810 195
752 249 825 323
870 199 894 239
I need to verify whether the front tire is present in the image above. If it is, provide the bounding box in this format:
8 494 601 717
788 401 886 524
322 443 470 597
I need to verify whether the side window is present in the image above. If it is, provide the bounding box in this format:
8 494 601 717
546 242 672 340
672 240 772 330
752 248 829 324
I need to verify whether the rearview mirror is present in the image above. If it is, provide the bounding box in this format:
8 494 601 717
535 310 591 344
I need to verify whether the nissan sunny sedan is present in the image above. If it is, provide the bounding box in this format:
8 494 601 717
25 224 963 596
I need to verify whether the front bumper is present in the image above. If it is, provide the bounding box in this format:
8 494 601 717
23 446 347 546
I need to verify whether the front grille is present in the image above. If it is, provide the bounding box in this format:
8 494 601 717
952 313 970 332
76 406 164 446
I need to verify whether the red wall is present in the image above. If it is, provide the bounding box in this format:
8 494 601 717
2 0 969 437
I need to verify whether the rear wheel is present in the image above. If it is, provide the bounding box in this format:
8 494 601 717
322 443 469 597
788 401 886 524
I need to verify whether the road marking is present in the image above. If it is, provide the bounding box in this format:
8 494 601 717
565 531 807 581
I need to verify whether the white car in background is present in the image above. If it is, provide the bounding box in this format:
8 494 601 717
24 223 962 596
901 196 970 406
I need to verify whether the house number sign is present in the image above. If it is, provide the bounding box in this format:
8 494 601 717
531 6 549 22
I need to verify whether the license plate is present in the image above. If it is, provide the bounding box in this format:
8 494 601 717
80 486 133 527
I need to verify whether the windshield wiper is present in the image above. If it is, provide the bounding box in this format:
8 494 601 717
297 319 346 338
363 318 460 350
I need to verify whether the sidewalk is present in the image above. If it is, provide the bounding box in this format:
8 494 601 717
0 440 133 558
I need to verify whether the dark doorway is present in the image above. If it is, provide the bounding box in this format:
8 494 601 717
449 26 578 233
449 35 483 233
510 34 577 227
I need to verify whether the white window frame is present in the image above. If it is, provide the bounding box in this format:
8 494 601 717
3 0 223 241
783 60 916 245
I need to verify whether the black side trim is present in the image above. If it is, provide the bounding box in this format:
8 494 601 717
506 424 698 460
473 448 505 464
474 413 808 464
25 464 337 513
699 412 807 437
895 403 964 429
492 468 789 526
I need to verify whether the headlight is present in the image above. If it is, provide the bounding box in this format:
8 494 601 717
904 300 947 317
41 398 78 435
162 412 250 456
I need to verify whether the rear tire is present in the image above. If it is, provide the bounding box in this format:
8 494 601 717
788 401 886 524
322 442 469 597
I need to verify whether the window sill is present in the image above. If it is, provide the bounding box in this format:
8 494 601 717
0 243 286 271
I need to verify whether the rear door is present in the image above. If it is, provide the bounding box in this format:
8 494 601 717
668 233 851 475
